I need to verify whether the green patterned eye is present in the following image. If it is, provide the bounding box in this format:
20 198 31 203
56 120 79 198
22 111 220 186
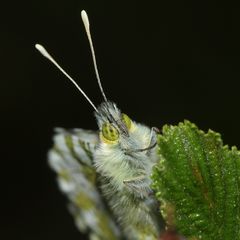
122 113 132 129
102 123 119 142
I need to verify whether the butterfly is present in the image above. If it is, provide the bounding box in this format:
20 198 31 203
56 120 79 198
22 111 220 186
36 10 164 240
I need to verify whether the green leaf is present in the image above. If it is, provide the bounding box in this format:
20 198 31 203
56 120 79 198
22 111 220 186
152 120 240 240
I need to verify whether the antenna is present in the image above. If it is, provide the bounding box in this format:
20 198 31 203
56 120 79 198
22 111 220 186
35 44 98 112
81 10 108 102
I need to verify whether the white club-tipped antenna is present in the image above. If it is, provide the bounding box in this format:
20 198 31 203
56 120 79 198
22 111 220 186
35 44 98 112
81 10 108 102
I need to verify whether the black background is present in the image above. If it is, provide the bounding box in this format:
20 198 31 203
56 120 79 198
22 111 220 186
2 1 240 239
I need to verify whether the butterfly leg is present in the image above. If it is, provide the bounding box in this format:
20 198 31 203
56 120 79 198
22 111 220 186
123 175 152 198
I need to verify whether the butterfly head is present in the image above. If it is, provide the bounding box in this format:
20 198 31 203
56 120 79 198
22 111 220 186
95 101 133 144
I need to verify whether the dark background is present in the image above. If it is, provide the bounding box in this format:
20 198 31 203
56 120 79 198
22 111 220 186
2 1 240 239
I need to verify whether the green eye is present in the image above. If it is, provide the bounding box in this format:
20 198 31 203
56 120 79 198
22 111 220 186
102 123 119 142
122 113 132 129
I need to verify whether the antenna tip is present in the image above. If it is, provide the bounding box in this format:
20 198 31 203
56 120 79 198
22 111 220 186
81 10 89 28
81 9 87 17
35 43 44 51
35 43 50 59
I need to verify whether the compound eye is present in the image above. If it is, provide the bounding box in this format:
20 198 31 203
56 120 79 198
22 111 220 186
122 113 132 129
102 123 119 142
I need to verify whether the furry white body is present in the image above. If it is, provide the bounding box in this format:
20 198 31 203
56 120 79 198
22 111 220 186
94 102 160 238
